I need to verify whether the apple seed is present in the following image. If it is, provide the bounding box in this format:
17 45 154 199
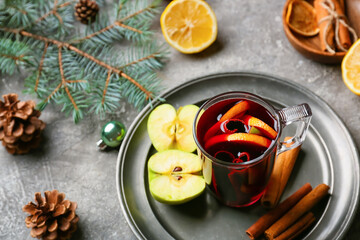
173 166 183 172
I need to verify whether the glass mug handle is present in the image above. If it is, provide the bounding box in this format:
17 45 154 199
277 103 312 154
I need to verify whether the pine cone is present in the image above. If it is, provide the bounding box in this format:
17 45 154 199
0 93 46 154
23 190 79 240
74 0 99 24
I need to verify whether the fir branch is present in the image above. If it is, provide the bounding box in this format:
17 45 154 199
0 0 168 123
102 69 112 105
45 83 62 105
115 22 142 34
117 41 168 73
2 28 154 99
35 42 48 92
0 38 33 74
30 0 74 39
1 0 38 28
71 0 160 44
34 0 74 25
58 46 79 111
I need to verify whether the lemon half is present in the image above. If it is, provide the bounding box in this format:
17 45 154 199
160 0 217 54
342 39 360 95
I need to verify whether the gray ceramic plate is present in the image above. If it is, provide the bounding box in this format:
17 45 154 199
116 72 359 240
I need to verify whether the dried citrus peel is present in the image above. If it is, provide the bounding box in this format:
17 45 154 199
286 0 319 37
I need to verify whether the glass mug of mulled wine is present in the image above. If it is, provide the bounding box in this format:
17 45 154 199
193 91 312 207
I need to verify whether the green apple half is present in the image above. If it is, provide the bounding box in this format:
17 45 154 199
147 104 199 152
148 150 205 204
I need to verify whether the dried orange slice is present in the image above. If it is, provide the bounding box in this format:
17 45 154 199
160 0 217 54
286 0 319 37
341 39 360 95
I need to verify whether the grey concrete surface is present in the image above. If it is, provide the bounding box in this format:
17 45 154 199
1 0 359 239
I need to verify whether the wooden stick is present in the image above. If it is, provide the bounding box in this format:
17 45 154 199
275 212 316 240
261 137 301 208
264 184 330 240
246 183 312 240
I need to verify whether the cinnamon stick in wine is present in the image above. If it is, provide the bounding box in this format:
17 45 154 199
264 183 330 240
314 0 335 52
246 183 312 240
261 137 301 209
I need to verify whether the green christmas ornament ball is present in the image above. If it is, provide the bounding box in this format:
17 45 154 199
100 121 126 148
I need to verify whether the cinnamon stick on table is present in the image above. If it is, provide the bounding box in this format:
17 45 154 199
246 183 313 240
314 0 335 52
275 212 316 240
264 183 330 240
333 0 351 50
261 137 301 209
339 0 345 10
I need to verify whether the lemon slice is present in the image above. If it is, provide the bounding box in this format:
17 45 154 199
160 0 217 54
342 39 360 95
286 0 319 37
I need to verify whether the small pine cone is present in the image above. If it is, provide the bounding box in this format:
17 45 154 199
74 0 99 24
0 93 46 154
23 190 79 240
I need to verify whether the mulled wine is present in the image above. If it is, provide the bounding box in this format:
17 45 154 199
195 96 279 207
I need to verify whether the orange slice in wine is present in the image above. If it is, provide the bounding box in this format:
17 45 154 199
242 115 277 140
204 119 245 142
205 133 272 151
220 100 249 122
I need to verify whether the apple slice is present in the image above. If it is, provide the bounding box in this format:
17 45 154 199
205 133 272 151
176 105 200 152
248 126 262 135
147 104 199 152
241 115 277 140
148 150 205 204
